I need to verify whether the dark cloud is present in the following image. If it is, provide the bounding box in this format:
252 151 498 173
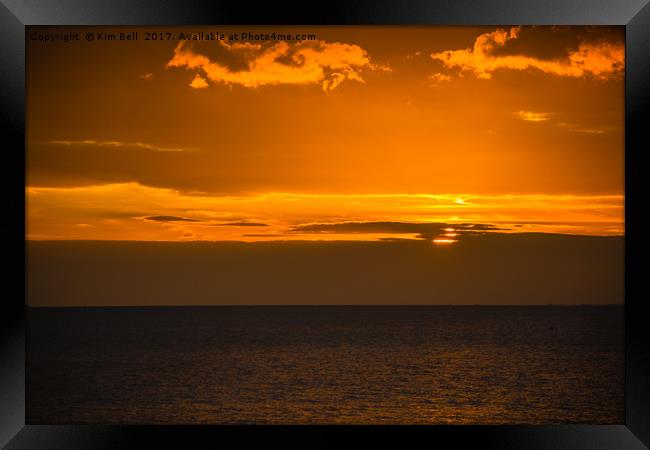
288 221 502 238
145 215 202 222
490 26 623 61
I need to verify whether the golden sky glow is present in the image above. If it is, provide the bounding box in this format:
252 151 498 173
26 26 625 242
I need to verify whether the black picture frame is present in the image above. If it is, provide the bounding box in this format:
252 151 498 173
1 0 648 448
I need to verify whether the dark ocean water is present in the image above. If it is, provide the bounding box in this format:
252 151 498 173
27 306 624 424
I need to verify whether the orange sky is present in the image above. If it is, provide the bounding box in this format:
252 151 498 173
26 26 625 241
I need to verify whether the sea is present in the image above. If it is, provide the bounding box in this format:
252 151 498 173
27 306 624 424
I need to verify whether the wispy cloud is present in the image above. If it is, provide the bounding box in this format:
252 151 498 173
144 215 202 222
213 222 268 227
405 51 423 60
428 73 451 87
431 27 624 80
568 127 607 134
166 39 390 92
516 111 551 122
521 118 612 134
44 140 191 152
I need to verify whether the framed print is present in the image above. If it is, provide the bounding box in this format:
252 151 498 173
1 0 649 448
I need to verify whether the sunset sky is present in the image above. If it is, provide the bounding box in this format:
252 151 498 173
26 26 625 242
